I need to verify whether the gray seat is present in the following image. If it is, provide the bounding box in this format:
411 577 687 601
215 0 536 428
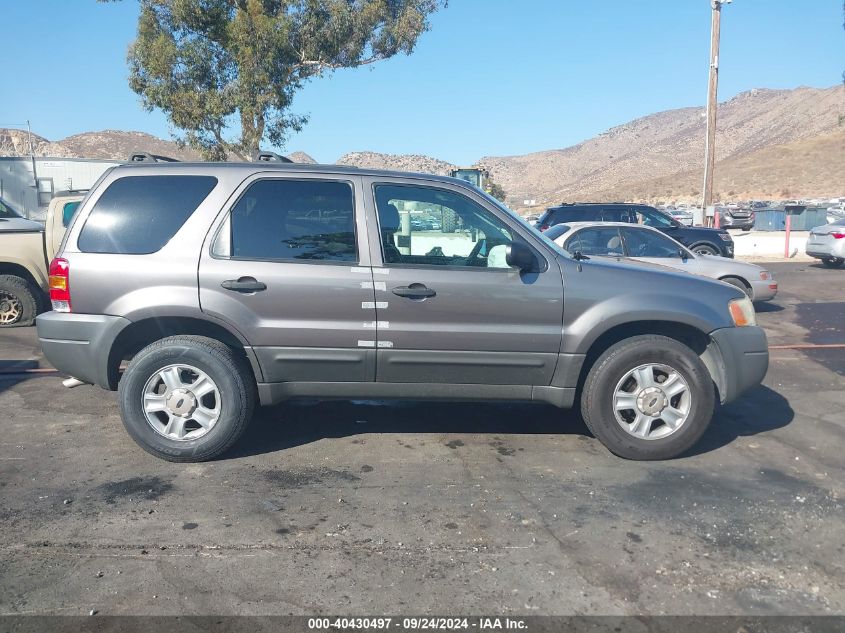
381 203 402 263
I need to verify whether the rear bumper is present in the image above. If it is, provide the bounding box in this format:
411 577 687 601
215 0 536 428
36 312 130 389
750 279 778 301
806 242 845 259
704 326 768 404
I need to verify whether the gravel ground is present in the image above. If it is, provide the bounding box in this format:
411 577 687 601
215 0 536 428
0 262 842 616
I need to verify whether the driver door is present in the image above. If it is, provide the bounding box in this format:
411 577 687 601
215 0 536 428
362 177 564 386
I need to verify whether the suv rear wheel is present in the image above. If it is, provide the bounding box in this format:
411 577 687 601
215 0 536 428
580 335 715 460
118 335 256 462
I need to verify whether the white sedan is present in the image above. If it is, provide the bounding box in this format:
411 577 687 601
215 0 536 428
546 222 778 301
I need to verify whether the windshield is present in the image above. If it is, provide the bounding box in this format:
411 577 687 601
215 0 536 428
0 198 23 219
477 190 571 257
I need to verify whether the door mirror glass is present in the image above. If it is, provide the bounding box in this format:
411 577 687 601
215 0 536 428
505 241 535 271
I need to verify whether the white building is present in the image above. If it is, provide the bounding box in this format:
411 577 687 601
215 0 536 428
0 156 120 220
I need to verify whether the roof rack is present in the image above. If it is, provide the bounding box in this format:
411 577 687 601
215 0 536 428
128 152 180 163
252 150 293 163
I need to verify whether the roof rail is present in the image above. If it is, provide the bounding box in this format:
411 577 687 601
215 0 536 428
252 150 293 163
128 152 180 163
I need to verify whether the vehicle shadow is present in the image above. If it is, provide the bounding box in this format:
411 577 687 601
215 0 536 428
754 302 784 313
683 385 793 457
225 385 792 461
0 360 41 395
225 399 588 460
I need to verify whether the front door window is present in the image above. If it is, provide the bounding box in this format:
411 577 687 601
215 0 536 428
373 184 517 269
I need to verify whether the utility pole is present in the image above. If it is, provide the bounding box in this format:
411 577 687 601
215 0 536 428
702 0 730 223
27 119 38 219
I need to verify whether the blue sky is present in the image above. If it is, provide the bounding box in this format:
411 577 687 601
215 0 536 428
1 0 841 164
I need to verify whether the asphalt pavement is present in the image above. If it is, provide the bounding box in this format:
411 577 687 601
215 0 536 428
0 262 843 616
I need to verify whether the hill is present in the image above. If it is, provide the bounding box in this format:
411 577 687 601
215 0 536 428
0 129 312 163
336 151 456 176
2 85 841 204
476 85 843 206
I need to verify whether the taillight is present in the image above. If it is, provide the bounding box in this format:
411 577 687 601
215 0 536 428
539 224 550 232
48 257 71 312
831 232 845 239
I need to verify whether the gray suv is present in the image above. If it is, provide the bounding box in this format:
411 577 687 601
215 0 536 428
36 162 768 462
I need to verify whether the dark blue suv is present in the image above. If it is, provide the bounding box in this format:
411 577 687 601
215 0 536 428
536 203 734 258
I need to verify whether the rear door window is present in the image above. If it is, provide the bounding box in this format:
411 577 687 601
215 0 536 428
220 179 357 263
601 207 634 222
553 207 601 223
78 175 217 254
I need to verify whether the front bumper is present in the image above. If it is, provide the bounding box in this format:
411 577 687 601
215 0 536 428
36 312 130 389
704 326 768 404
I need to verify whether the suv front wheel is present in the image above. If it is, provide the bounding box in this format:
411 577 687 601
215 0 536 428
580 335 715 460
118 335 256 462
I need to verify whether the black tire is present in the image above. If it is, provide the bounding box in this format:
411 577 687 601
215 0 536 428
118 335 256 462
821 257 844 269
691 243 719 256
441 208 457 233
580 335 716 461
719 276 752 298
0 275 39 327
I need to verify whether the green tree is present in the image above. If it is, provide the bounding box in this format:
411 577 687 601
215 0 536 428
486 179 507 203
113 0 444 160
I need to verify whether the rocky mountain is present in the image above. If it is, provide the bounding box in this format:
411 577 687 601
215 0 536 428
288 151 317 164
336 151 456 176
477 85 843 206
3 85 841 204
592 128 845 203
0 129 313 164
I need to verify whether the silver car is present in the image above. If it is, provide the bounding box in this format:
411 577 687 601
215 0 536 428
664 208 694 226
806 218 845 268
546 222 778 301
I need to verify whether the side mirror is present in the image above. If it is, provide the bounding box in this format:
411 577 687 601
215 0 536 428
678 249 688 261
505 241 536 272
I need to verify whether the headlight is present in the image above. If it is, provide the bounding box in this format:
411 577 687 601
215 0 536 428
728 297 756 327
759 270 771 281
718 233 732 241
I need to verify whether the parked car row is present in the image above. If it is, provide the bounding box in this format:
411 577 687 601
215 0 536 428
535 202 735 257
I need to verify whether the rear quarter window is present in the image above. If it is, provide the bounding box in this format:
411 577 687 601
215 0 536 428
78 175 217 254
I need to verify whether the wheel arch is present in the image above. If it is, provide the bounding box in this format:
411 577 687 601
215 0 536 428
575 320 713 397
718 275 752 297
0 263 42 289
688 240 720 253
107 316 260 389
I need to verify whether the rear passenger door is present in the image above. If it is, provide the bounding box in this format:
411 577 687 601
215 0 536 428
198 174 377 384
